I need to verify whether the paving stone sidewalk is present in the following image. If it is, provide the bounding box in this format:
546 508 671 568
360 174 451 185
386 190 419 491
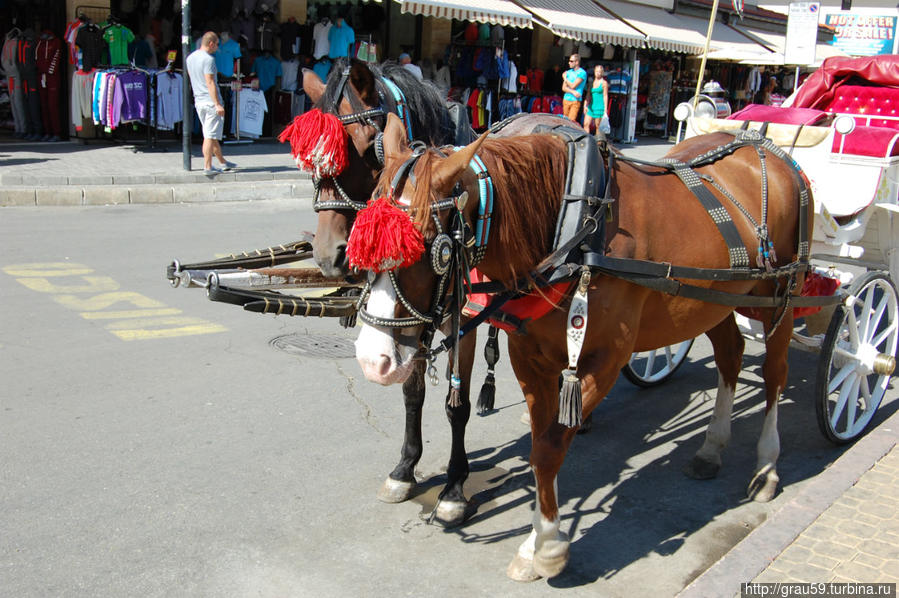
680 409 898 596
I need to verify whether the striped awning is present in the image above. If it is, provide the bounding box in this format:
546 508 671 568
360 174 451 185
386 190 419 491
399 0 534 28
517 0 646 47
597 0 709 54
732 26 848 66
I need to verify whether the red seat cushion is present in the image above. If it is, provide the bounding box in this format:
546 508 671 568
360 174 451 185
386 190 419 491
833 125 899 157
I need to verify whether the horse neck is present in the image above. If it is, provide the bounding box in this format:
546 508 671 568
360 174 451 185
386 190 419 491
466 136 568 287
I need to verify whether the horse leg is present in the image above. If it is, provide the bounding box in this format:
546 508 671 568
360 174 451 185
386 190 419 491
432 330 477 527
377 359 426 503
684 314 745 480
506 340 619 582
747 313 791 502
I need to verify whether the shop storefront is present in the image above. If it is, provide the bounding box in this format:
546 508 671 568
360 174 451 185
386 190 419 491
1 0 808 144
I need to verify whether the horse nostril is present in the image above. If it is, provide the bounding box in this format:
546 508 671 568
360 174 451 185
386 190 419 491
376 355 392 377
333 243 348 268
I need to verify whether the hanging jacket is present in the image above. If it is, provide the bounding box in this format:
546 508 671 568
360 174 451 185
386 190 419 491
35 32 62 78
2 34 19 78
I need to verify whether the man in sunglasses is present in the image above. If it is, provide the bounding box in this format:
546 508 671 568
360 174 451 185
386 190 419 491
561 53 587 123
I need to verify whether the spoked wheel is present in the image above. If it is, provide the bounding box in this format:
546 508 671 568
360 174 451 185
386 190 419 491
815 271 899 444
622 340 694 387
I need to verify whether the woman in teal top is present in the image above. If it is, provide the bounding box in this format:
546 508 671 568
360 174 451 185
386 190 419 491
583 64 609 138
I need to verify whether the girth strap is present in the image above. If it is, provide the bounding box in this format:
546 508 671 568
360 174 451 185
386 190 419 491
660 157 751 270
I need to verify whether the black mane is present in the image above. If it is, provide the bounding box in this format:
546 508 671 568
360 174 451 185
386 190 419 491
319 58 454 146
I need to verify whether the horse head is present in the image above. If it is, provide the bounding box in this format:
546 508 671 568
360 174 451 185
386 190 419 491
351 114 488 385
298 59 387 277
295 59 453 278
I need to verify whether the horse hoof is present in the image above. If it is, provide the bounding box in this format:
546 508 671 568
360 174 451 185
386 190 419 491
533 538 570 579
507 553 541 582
747 470 779 503
683 456 720 480
432 499 469 528
377 477 415 504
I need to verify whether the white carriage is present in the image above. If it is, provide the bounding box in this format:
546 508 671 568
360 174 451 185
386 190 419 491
653 55 899 443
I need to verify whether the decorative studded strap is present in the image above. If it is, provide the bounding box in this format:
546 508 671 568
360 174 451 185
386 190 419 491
660 158 751 270
381 77 414 142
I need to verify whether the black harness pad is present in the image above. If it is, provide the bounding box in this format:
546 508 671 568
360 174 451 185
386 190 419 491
533 123 607 282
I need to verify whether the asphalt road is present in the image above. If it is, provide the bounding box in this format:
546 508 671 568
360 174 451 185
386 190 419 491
2 199 896 597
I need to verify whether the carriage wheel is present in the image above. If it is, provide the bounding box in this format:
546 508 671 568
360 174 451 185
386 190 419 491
815 271 899 444
622 340 694 387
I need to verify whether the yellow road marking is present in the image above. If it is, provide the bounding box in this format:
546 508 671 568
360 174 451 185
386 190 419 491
4 261 226 340
80 308 183 320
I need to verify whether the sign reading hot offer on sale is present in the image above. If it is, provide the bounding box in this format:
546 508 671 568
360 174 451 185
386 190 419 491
825 12 898 56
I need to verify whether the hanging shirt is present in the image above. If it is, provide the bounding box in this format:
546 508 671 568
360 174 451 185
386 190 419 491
327 22 354 58
103 25 134 66
232 88 267 137
76 24 105 71
279 19 302 60
280 59 299 91
258 20 277 52
312 20 331 60
115 69 148 123
312 57 331 83
155 71 183 130
64 19 85 64
214 37 241 78
250 53 282 92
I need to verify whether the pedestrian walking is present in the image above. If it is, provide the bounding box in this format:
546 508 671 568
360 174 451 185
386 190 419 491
583 64 610 140
561 53 586 123
186 31 237 176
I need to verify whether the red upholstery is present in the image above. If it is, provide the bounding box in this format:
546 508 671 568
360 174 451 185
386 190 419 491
728 104 829 126
823 85 899 157
826 86 899 130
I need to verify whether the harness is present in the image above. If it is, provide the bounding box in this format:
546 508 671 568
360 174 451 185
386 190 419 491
311 68 415 213
357 129 840 425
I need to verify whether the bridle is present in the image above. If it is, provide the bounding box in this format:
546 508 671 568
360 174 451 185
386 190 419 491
354 146 495 385
311 67 415 213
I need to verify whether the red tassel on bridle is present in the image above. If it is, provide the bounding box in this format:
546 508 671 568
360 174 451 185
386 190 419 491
346 196 424 272
278 109 349 177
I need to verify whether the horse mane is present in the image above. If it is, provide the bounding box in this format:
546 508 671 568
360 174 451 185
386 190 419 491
397 134 567 286
320 58 453 146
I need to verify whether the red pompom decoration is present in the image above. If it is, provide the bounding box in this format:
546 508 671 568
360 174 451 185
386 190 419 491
278 109 348 177
346 196 425 272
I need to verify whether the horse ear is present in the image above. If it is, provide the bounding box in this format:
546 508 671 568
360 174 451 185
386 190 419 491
382 113 409 162
432 131 489 195
302 68 326 104
348 58 378 106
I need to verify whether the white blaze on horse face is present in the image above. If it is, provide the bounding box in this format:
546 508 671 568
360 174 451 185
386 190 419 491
355 273 418 385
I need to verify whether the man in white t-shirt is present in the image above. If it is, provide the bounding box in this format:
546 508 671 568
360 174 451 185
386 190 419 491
186 31 237 176
399 53 422 81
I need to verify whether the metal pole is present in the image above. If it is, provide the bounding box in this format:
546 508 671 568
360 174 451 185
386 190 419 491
182 0 191 171
692 0 720 108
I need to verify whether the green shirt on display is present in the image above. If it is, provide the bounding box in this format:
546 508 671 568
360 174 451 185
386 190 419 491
103 25 135 66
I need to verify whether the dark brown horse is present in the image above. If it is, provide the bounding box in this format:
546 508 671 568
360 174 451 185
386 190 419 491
352 114 811 580
298 58 572 525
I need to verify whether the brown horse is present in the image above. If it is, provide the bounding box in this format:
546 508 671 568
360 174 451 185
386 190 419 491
297 58 573 525
352 114 811 580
